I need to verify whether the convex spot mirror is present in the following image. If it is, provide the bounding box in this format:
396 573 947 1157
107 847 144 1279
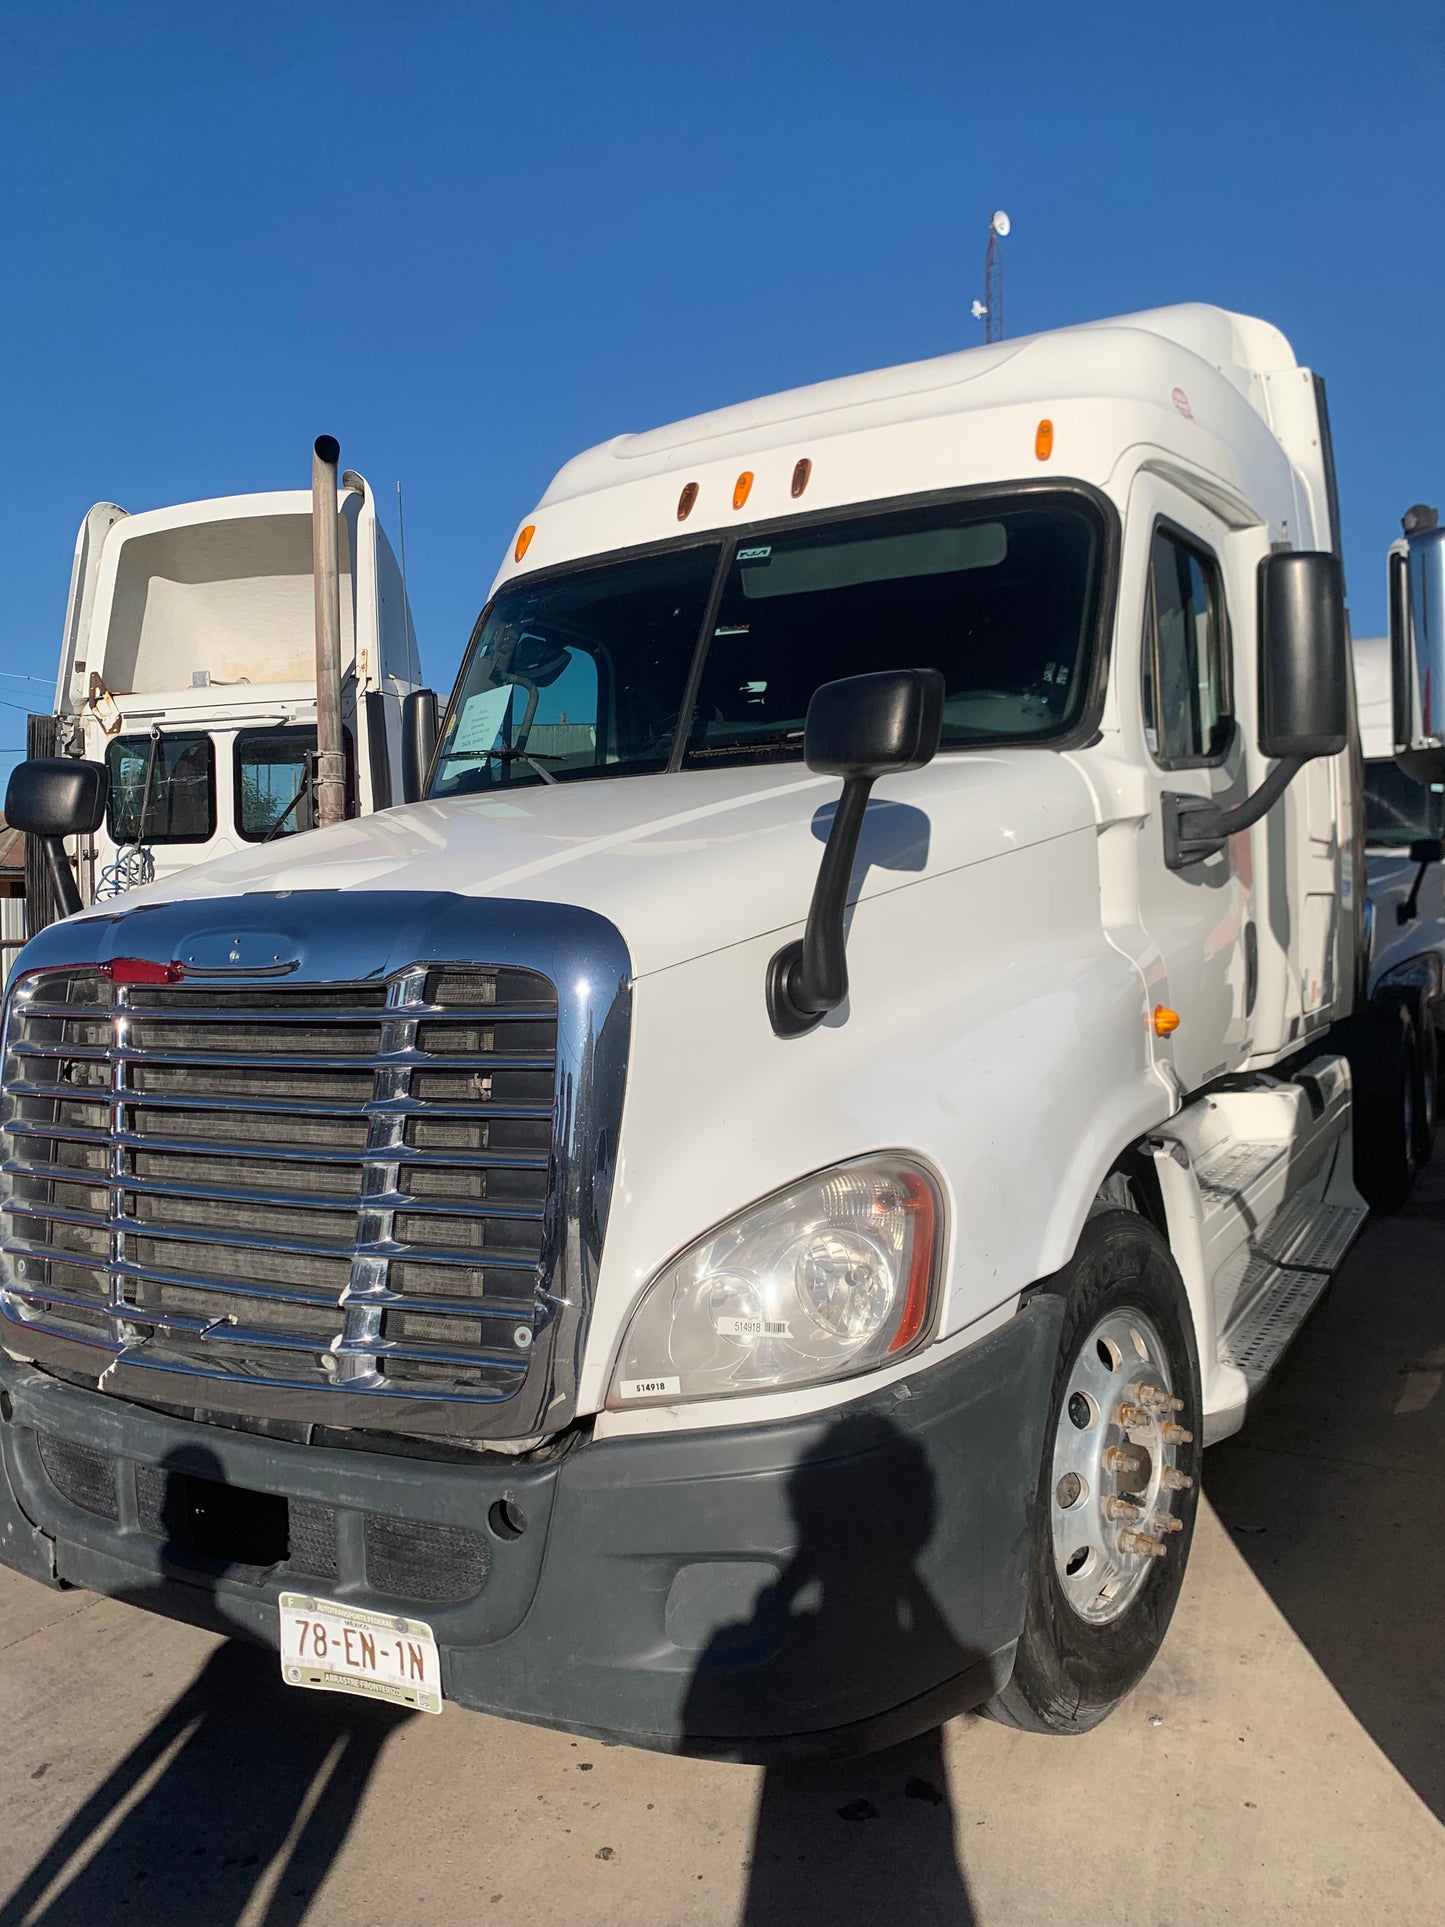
1258 550 1349 760
4 758 108 838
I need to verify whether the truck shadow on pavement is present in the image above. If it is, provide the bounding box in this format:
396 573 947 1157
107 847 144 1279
0 1450 407 1927
1205 1148 1445 1824
684 1414 981 1926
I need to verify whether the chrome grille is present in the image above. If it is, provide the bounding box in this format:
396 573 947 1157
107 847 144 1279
0 961 560 1415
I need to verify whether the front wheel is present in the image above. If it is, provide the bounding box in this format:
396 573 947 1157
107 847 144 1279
984 1210 1203 1735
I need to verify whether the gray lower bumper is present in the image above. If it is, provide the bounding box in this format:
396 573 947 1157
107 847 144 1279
0 1294 1062 1760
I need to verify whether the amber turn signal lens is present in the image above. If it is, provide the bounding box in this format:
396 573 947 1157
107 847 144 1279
514 524 536 563
1153 1006 1181 1037
732 471 754 511
1035 419 1054 461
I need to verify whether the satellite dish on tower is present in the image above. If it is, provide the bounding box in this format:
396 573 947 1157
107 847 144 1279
991 210 1011 238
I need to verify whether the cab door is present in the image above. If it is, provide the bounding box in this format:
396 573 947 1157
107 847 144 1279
1130 478 1254 1092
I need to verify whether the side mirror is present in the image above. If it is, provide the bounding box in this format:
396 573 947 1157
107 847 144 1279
1164 552 1348 870
1391 511 1445 783
766 668 944 1037
1258 550 1349 759
1409 837 1444 866
5 757 108 920
401 689 439 804
1396 835 1444 926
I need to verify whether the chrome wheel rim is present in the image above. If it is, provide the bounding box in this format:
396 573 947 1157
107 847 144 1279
1049 1306 1192 1625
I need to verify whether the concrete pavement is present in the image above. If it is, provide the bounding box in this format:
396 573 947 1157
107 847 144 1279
1 1163 1442 1927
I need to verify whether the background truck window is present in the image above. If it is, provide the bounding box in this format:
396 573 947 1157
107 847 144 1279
105 732 216 844
235 726 355 839
1142 530 1233 767
1363 760 1445 847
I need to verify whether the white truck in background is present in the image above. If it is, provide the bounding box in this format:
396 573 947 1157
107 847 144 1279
1349 503 1445 1206
24 469 421 929
3 305 1445 1756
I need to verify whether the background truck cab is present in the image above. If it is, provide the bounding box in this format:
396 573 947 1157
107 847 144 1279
26 476 420 928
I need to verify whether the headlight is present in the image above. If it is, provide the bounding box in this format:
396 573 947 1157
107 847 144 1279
607 1156 941 1407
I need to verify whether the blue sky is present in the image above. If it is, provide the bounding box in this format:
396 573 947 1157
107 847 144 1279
1 1 1440 783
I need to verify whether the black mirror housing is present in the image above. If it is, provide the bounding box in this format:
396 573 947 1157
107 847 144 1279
1258 551 1349 759
804 668 945 779
5 758 108 838
1409 837 1444 865
401 689 439 804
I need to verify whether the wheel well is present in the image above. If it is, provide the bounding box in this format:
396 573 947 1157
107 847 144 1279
1088 1150 1168 1240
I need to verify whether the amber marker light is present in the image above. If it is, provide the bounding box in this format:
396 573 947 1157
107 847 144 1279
1035 419 1054 461
514 524 536 563
791 457 812 499
1153 1006 1181 1037
676 481 699 521
732 470 754 511
887 1170 938 1354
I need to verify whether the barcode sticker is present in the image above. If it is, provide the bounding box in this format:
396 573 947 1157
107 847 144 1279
715 1317 791 1339
618 1376 681 1400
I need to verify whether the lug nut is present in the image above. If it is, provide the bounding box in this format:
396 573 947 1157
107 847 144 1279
1131 1382 1185 1415
1160 1422 1194 1446
1116 1403 1151 1428
1104 1447 1143 1477
1152 1512 1185 1533
1160 1467 1194 1492
1119 1530 1168 1559
1103 1496 1143 1523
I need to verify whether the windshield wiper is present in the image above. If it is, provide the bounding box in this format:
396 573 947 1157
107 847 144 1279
688 731 804 759
476 747 561 785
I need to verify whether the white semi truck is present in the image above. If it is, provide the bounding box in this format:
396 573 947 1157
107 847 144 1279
2 305 1442 1753
24 470 421 928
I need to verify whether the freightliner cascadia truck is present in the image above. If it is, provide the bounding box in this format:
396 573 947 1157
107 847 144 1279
2 305 1443 1752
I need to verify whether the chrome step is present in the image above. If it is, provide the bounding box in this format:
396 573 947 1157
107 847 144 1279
1252 1197 1367 1273
1194 1139 1286 1198
1219 1260 1333 1378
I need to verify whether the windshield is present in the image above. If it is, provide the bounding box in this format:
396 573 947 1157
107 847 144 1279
1363 759 1445 848
430 492 1105 797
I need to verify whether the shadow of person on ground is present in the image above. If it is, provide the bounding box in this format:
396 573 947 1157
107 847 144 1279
684 1413 979 1926
1206 1149 1445 1822
0 1446 408 1927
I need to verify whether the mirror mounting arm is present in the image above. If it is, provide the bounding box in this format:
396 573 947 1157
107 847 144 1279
1162 754 1307 871
40 837 83 919
767 775 875 1037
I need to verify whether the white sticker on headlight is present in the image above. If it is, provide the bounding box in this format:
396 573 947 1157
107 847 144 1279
618 1375 681 1400
715 1317 791 1339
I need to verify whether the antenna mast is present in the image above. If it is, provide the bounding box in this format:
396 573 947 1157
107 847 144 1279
972 210 1011 344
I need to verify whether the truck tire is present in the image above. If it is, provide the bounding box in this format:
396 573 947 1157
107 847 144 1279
1377 987 1439 1169
1346 1001 1420 1212
984 1210 1202 1735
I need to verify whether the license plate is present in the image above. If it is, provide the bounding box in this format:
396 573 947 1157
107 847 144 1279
278 1592 443 1714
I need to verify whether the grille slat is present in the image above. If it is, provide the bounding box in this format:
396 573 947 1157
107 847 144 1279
0 961 560 1410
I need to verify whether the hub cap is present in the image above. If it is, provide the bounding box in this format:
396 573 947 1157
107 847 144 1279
1049 1306 1192 1624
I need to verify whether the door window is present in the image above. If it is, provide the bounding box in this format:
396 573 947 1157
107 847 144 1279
1142 530 1233 767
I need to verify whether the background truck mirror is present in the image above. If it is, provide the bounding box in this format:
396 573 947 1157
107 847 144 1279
401 689 439 804
767 667 944 1037
4 756 109 920
1258 550 1349 760
1392 514 1445 784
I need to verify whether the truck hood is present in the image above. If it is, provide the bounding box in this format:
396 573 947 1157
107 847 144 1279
83 753 1097 977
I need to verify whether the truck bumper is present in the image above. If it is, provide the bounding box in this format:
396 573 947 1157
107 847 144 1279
0 1294 1062 1760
